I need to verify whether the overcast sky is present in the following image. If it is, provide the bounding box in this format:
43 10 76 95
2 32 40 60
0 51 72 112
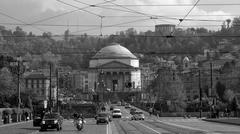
0 0 239 35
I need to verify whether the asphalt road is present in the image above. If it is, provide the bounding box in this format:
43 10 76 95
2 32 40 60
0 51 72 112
1 105 240 134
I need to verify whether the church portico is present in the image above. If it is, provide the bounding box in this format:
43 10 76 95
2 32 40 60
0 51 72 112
88 43 141 102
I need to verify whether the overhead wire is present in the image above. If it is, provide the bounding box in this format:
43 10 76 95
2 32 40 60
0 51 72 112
72 0 175 34
2 22 238 28
0 0 238 35
100 3 240 7
169 0 201 37
1 34 240 38
0 10 47 32
70 18 151 34
23 0 113 27
56 0 102 18
177 0 201 27
102 0 174 25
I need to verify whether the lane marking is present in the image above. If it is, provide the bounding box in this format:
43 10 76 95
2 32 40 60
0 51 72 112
106 124 109 134
136 121 161 134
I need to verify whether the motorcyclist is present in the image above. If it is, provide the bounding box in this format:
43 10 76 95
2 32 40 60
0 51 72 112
78 113 85 124
73 113 84 126
73 112 79 126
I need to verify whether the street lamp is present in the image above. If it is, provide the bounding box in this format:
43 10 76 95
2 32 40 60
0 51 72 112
10 56 28 122
98 70 105 102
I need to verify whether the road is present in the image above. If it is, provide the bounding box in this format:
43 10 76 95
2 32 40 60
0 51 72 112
1 105 240 134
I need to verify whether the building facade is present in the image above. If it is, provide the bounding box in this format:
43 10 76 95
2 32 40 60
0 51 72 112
88 43 141 101
25 73 56 101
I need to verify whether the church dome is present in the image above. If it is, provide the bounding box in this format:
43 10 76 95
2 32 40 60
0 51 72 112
92 43 137 59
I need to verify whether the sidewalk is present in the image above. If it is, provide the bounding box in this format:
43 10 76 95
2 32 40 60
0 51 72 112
202 117 240 125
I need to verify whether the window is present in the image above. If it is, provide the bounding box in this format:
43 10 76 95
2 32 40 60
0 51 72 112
33 80 37 88
28 79 31 85
39 79 42 88
85 85 88 91
31 80 34 88
42 89 45 95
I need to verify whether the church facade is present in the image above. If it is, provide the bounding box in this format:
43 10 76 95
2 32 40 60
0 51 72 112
88 43 141 101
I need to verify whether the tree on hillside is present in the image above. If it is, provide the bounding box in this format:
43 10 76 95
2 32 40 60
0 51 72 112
230 97 239 116
216 81 226 101
13 26 26 43
149 68 186 112
0 67 16 107
223 89 235 103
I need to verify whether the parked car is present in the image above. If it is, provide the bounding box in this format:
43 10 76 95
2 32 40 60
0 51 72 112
130 108 136 115
131 111 145 120
33 114 42 127
112 109 122 118
95 112 111 124
40 112 63 131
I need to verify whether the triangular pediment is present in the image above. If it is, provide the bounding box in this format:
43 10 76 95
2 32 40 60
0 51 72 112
98 61 134 69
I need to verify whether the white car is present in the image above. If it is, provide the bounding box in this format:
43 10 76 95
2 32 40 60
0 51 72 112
112 109 122 118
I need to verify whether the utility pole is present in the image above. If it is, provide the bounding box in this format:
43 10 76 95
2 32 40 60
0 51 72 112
210 62 213 97
198 70 202 118
56 68 59 113
49 63 52 112
17 58 21 122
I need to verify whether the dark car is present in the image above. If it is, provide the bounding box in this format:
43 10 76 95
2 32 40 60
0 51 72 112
130 108 136 115
96 112 111 124
33 115 42 127
110 106 114 111
131 111 145 120
125 103 131 109
40 113 63 131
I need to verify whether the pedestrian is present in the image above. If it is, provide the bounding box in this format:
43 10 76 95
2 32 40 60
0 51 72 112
149 107 153 116
25 112 29 121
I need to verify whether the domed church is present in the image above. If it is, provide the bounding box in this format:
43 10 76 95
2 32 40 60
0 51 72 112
88 43 141 101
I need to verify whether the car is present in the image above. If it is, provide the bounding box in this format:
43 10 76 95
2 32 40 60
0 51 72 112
117 101 122 106
40 113 63 131
131 111 145 120
95 112 111 124
130 108 136 115
110 106 114 111
33 115 42 127
112 109 122 118
125 103 131 109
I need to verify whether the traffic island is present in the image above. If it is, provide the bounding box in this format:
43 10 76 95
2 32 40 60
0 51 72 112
202 118 240 125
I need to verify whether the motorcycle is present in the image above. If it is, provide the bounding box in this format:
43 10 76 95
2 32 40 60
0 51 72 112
75 118 84 131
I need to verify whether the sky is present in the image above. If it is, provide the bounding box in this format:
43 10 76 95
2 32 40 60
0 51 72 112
0 0 239 36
